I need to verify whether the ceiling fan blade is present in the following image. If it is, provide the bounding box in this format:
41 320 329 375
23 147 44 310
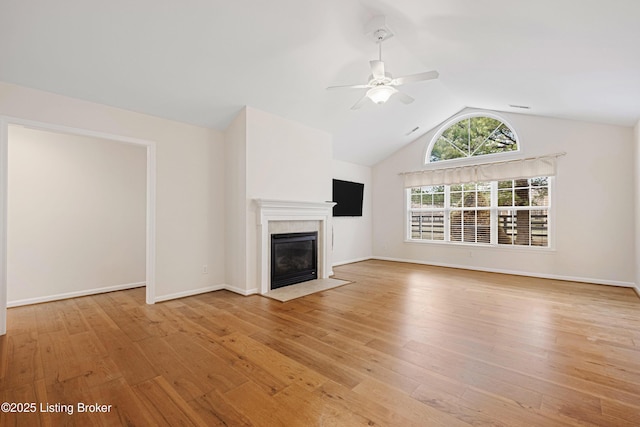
350 94 369 110
326 83 370 90
392 70 439 86
370 60 385 80
395 91 414 104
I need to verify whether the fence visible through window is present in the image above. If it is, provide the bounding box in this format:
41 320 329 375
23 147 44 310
408 177 550 247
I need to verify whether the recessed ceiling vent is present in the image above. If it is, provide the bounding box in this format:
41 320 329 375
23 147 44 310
405 126 420 136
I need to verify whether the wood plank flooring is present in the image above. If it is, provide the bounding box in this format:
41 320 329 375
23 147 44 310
1 259 639 426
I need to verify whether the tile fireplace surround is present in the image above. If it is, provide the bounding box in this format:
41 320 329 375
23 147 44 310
255 199 336 295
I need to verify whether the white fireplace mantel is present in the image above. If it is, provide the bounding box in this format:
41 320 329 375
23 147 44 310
255 199 336 294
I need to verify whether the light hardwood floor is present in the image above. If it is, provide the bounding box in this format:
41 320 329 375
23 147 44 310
1 260 639 426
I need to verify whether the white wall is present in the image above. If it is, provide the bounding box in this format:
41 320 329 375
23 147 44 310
221 106 333 294
373 108 636 286
0 82 226 303
332 160 373 265
7 126 146 304
245 107 332 202
245 107 333 293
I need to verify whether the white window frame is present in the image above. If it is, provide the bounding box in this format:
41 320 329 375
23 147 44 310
424 112 521 167
405 177 555 250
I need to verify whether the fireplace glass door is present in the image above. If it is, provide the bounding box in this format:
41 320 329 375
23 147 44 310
270 232 318 289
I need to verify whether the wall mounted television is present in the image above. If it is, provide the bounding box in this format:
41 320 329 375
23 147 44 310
332 179 364 217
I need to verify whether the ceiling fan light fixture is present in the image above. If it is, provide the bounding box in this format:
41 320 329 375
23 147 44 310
326 15 439 110
367 85 395 104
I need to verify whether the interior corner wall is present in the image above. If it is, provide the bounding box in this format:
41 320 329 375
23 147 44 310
7 126 146 304
331 159 373 265
0 82 226 302
373 108 636 286
223 108 248 293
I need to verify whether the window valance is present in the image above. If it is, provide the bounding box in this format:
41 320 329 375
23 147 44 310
401 153 564 188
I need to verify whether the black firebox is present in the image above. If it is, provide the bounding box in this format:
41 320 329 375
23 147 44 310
270 232 318 290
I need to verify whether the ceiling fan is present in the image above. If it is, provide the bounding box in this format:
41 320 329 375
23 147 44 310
327 23 439 110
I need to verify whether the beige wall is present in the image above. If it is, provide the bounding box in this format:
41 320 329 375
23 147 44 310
7 126 146 304
373 108 636 286
0 82 227 303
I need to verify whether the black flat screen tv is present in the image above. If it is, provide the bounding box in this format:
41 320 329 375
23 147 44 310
332 179 364 217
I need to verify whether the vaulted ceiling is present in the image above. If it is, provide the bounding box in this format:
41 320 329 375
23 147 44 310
1 1 639 165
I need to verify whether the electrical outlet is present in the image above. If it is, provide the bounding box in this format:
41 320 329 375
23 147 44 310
202 265 208 274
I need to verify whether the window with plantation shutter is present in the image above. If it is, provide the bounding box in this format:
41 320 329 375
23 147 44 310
407 177 551 247
409 186 445 241
496 177 550 246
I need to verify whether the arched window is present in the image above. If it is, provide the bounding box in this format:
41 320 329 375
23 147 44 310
407 113 555 248
427 114 518 163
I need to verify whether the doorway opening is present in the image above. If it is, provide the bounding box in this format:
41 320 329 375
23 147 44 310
0 117 157 335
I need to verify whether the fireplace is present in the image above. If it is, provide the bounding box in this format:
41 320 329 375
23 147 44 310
255 199 335 294
270 232 318 289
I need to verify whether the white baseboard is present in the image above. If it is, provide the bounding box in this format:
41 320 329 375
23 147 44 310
7 282 146 308
372 256 636 288
12 260 630 307
223 284 259 296
154 284 226 303
154 283 258 299
634 285 640 299
332 256 372 267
